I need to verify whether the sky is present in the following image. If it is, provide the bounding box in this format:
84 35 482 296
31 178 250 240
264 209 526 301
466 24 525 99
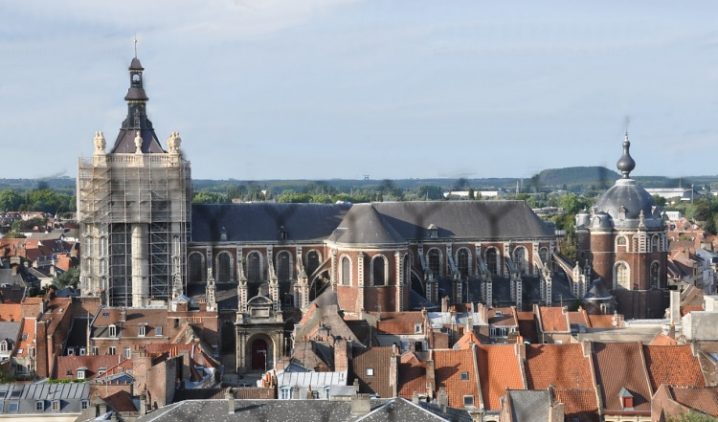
1 1 717 180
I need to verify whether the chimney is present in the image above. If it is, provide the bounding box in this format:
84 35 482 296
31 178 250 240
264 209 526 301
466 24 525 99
225 388 235 415
350 394 372 417
334 338 350 373
139 394 147 415
669 291 681 326
437 387 448 412
515 341 526 361
425 356 436 398
389 344 400 397
119 308 127 324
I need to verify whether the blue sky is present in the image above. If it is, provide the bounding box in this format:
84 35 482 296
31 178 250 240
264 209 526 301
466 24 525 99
1 1 717 180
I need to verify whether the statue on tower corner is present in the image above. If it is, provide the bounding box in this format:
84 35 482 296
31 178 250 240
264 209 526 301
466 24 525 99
134 131 143 154
93 131 106 155
167 131 182 154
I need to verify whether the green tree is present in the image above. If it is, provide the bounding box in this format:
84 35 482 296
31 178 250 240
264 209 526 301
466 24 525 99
192 191 229 204
668 412 718 422
54 267 80 288
0 190 22 211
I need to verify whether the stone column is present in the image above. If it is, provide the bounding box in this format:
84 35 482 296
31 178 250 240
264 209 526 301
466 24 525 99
357 252 365 312
131 224 149 307
395 251 403 311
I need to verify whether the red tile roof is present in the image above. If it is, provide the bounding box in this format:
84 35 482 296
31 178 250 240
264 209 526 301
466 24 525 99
352 347 394 398
539 307 569 332
592 342 652 413
15 317 36 358
398 352 427 399
649 334 678 346
0 304 22 322
643 345 705 391
525 344 598 419
376 312 425 335
477 345 523 411
55 355 124 379
670 386 718 417
568 310 589 327
587 315 617 329
453 330 482 350
434 348 480 410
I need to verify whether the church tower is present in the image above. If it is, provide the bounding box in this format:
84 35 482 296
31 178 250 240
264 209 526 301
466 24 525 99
77 55 192 307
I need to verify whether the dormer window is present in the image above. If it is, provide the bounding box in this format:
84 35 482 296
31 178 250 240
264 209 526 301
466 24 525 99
0 340 8 352
138 325 146 337
108 325 117 338
414 323 422 334
155 326 163 336
619 387 634 410
76 368 86 380
51 400 60 411
279 226 287 241
428 224 438 239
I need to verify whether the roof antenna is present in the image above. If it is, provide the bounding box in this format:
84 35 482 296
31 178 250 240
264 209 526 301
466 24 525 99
133 34 139 58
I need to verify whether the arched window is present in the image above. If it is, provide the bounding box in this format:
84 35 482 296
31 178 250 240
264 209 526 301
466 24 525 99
189 253 204 283
246 252 262 284
428 249 442 278
404 254 411 285
341 256 351 286
486 248 499 275
539 247 549 263
217 252 231 282
306 250 321 277
650 261 660 289
512 247 527 274
651 235 660 252
276 251 292 283
615 262 630 290
372 255 387 286
457 249 470 278
615 236 628 253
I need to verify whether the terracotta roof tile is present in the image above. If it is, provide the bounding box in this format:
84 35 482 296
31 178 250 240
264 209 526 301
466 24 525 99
568 310 589 328
587 315 616 329
649 334 678 346
434 348 480 410
539 307 569 333
15 317 35 358
525 344 598 419
398 352 428 399
351 346 394 398
643 345 705 391
55 355 124 379
477 345 523 411
453 330 482 350
592 342 652 413
670 386 718 417
0 303 22 322
376 312 425 335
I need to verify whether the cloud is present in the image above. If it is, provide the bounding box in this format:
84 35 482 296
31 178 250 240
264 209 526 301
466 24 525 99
2 0 361 40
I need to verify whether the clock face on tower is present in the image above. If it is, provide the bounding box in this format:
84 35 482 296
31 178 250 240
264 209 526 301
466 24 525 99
132 74 141 83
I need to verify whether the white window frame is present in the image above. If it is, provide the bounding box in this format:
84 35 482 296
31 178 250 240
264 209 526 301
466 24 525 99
138 325 146 337
366 368 374 376
108 324 117 338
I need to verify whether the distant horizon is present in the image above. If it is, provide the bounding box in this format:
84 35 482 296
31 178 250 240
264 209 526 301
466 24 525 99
2 1 717 180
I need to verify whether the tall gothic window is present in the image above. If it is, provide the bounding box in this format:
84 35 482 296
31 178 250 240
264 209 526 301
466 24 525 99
616 236 628 253
306 251 320 277
457 249 470 278
651 235 660 252
246 252 262 284
276 251 291 283
372 255 386 286
486 248 498 275
189 253 204 283
404 254 411 285
615 262 630 290
513 247 527 274
217 252 231 282
650 261 660 289
428 249 441 278
341 257 351 286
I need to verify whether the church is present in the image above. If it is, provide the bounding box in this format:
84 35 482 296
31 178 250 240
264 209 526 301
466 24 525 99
77 55 668 373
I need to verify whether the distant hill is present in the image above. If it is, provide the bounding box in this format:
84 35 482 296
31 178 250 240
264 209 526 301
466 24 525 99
531 166 620 189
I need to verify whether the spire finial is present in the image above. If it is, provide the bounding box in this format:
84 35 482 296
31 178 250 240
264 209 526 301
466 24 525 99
133 34 138 58
616 132 636 179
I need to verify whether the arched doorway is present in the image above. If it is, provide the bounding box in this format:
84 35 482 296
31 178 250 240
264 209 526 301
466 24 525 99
251 338 268 371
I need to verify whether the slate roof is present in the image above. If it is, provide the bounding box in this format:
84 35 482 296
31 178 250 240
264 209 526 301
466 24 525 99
506 390 551 422
0 321 20 346
191 203 349 243
592 342 652 413
525 344 598 420
476 345 524 411
332 201 554 245
357 398 448 421
136 399 389 422
191 201 552 245
643 345 705 391
0 381 90 415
